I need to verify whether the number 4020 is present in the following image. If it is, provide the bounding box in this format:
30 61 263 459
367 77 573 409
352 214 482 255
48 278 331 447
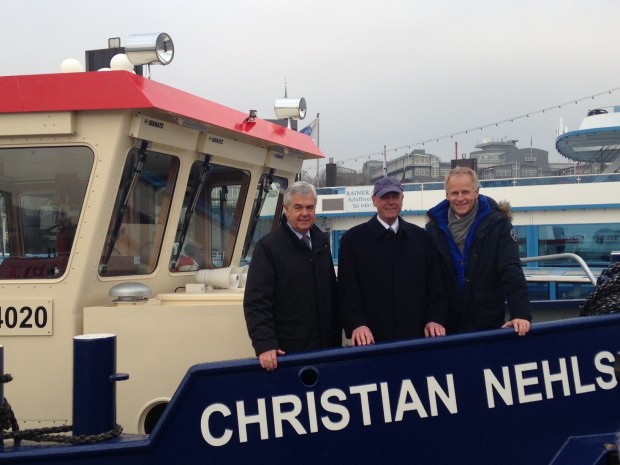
0 306 48 329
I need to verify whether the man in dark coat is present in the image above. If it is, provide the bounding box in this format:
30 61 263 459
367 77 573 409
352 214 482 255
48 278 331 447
338 177 447 345
426 167 531 335
244 181 340 370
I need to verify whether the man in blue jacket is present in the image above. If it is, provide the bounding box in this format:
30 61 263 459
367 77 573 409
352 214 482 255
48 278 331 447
426 167 531 335
244 181 340 370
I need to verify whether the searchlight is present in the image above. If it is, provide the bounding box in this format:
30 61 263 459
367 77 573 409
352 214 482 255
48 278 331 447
125 33 174 78
274 97 307 120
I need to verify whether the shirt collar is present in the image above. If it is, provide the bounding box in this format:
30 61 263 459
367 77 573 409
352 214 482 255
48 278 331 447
287 222 310 240
376 216 399 233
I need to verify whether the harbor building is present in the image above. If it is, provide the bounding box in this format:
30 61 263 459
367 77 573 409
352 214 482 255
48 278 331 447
323 138 575 187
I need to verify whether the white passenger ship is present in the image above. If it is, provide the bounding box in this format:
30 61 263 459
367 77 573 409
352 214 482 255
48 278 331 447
316 174 620 302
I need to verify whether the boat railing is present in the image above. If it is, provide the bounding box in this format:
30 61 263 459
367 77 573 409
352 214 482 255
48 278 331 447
521 253 597 285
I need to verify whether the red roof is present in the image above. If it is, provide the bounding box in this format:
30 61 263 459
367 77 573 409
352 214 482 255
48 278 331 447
0 71 323 159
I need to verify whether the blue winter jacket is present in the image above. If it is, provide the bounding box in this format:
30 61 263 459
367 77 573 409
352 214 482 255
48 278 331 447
426 195 531 333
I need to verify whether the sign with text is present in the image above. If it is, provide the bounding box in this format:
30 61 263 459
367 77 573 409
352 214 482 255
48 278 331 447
344 187 374 211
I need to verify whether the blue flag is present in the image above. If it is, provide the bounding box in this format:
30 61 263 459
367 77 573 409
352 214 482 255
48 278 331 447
300 118 318 144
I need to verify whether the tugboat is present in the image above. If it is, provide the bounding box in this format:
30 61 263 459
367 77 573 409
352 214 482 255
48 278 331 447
1 34 620 465
0 33 318 437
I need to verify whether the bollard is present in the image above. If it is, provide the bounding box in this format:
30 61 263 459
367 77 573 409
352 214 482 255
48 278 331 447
73 334 128 437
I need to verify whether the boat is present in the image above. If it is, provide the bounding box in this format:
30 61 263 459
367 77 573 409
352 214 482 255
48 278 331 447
1 35 620 465
555 106 620 173
0 34 319 438
2 312 620 465
316 173 620 318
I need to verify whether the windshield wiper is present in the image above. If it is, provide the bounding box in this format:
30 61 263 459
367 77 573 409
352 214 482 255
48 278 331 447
101 140 148 266
173 154 212 264
242 169 274 260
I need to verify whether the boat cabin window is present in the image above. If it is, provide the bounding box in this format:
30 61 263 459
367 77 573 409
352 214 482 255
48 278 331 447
170 161 251 271
516 223 620 268
0 146 93 279
99 147 179 277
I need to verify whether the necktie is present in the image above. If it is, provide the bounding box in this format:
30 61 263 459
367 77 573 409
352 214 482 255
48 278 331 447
302 235 312 249
387 228 396 237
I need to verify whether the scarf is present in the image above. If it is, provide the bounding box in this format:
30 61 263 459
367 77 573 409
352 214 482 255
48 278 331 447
448 199 479 253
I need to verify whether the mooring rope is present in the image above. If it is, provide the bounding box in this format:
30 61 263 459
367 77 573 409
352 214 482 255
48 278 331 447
0 374 122 445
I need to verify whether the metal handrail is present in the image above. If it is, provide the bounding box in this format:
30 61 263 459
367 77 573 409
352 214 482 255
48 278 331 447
521 253 597 286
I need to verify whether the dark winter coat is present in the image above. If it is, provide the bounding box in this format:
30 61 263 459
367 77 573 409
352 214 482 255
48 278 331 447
243 216 340 356
426 195 531 333
338 215 447 341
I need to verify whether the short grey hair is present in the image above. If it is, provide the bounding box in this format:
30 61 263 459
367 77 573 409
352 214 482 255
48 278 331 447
444 166 480 190
283 181 317 206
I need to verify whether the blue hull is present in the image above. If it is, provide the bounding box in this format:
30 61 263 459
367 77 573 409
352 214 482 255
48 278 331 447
2 314 620 464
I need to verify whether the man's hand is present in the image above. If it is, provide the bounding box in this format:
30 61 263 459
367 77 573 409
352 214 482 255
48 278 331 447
424 321 446 337
351 325 375 346
502 318 531 336
258 349 286 371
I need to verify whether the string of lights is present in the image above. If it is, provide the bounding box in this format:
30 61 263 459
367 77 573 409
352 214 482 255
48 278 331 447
306 86 620 174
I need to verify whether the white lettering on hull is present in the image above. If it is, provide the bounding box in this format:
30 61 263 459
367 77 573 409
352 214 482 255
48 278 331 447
484 351 617 408
201 351 617 447
201 375 456 446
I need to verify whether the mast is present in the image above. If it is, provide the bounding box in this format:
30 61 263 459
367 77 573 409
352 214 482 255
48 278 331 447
315 113 320 186
383 145 387 177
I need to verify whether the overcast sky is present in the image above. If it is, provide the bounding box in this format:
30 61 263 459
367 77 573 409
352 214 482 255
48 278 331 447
4 0 620 175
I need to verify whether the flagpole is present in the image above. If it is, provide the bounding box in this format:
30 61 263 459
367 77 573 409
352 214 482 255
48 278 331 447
383 145 387 177
316 113 320 187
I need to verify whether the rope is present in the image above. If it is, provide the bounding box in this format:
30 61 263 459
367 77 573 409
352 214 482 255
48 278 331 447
0 373 122 445
0 399 18 433
579 262 620 316
3 423 123 445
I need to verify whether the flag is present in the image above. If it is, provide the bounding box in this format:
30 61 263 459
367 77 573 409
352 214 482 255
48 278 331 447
300 118 319 145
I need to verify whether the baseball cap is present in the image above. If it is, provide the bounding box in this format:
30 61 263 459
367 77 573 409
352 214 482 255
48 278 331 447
373 177 403 197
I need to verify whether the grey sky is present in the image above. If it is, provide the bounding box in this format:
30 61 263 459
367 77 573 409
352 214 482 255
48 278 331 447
4 0 620 175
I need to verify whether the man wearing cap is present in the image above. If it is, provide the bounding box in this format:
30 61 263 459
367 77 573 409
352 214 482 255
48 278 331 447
338 177 447 345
